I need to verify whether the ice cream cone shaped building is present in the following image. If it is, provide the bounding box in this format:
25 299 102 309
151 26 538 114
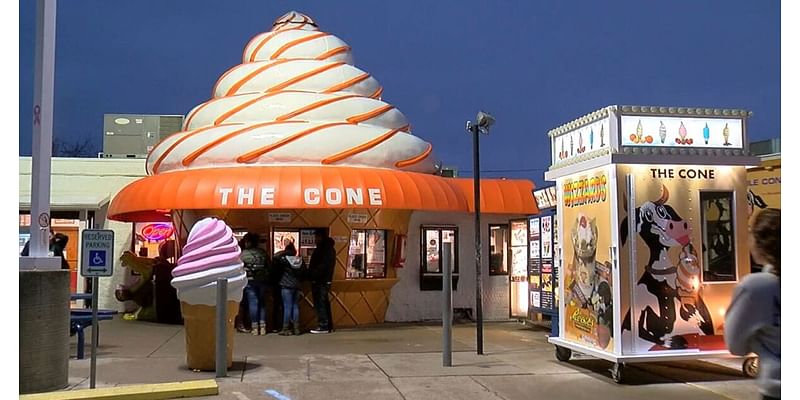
109 11 538 328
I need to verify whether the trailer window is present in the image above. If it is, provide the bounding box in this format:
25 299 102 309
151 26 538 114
700 192 737 282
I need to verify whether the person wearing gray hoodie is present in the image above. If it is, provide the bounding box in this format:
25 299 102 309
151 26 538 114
725 208 780 399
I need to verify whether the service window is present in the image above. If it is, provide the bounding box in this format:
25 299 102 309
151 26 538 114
489 225 509 275
700 191 737 282
421 227 458 274
347 229 387 279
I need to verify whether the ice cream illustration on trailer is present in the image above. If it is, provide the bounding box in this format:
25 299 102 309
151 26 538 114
723 123 731 146
600 125 605 147
146 11 440 176
703 123 710 145
570 134 574 156
171 217 246 371
676 121 692 145
578 132 585 153
589 128 594 150
659 121 667 144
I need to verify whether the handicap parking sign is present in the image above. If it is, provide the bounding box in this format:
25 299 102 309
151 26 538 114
81 229 114 277
89 250 106 267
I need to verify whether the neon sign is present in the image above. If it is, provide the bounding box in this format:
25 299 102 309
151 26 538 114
142 223 174 242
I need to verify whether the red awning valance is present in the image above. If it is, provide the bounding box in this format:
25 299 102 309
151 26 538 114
108 166 537 222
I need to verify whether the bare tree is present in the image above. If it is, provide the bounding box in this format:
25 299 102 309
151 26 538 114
52 137 98 157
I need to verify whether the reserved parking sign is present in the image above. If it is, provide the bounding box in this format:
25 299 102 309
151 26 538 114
80 229 115 277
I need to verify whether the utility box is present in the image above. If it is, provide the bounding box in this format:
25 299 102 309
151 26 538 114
101 114 184 158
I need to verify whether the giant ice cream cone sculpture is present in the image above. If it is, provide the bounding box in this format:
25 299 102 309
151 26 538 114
171 217 246 371
146 11 439 175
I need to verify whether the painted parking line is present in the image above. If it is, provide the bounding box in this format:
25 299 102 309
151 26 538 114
265 389 292 400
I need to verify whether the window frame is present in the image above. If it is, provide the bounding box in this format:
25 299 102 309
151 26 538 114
347 229 388 280
699 190 738 283
488 224 509 276
420 226 459 276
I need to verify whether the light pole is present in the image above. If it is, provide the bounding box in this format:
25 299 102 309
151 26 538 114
466 111 495 356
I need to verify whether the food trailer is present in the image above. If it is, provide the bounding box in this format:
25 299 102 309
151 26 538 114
544 105 759 382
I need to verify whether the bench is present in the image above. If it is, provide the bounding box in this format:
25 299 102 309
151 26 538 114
70 308 116 359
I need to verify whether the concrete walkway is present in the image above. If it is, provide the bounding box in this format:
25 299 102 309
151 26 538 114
63 318 759 400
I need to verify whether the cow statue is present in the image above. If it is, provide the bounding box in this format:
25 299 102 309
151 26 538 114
620 184 714 351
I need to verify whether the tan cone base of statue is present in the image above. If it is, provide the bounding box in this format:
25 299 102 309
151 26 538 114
180 301 238 371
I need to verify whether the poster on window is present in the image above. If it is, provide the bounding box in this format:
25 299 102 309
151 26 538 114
300 229 316 248
511 221 526 247
273 231 299 255
541 216 553 259
366 230 385 264
511 247 527 276
425 230 440 272
530 218 540 237
531 291 541 308
530 239 540 259
561 167 614 352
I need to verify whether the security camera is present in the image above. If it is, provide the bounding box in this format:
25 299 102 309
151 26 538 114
476 111 495 130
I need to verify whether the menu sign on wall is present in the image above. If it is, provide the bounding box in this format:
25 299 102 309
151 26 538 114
529 214 558 314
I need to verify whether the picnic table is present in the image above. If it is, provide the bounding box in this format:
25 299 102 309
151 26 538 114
70 293 117 359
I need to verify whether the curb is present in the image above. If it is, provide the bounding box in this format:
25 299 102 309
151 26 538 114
20 379 218 400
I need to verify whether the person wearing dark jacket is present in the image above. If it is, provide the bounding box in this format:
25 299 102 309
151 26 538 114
276 242 305 336
725 208 780 400
309 230 336 333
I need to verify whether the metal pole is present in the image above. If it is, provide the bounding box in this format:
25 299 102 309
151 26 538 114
29 0 57 257
215 278 228 378
90 277 98 389
472 125 484 355
442 242 453 367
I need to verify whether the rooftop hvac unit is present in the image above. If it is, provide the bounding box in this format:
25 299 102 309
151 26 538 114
100 114 184 158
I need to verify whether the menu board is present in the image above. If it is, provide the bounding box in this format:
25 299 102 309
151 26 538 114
529 214 558 314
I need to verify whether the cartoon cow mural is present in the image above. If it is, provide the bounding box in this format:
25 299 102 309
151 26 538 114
620 185 714 352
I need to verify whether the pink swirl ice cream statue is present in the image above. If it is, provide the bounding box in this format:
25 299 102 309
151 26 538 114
171 217 246 371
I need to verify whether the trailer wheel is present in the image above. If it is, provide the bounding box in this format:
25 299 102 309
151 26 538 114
555 345 572 362
742 356 759 378
610 362 625 384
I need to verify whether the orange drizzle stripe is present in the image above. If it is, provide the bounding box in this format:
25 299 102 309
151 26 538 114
236 122 348 163
152 124 234 173
226 59 293 96
183 100 216 131
182 120 307 167
276 94 359 121
322 125 408 165
270 32 330 60
315 46 350 61
322 73 370 93
248 31 280 62
214 91 285 125
266 62 344 92
395 144 433 168
369 86 384 99
346 104 395 124
212 65 243 98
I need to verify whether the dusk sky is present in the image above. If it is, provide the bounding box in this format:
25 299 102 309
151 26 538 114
18 0 780 187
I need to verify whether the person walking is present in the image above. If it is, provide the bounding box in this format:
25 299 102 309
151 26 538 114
725 208 780 400
241 233 269 335
309 229 336 334
276 241 304 336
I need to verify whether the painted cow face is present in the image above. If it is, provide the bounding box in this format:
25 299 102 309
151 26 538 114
637 201 691 248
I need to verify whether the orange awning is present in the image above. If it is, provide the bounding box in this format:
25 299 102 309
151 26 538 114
108 166 537 222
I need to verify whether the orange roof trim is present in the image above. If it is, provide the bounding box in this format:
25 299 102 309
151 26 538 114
108 166 538 222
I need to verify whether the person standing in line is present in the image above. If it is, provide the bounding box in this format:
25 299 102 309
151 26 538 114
276 241 304 336
309 229 336 334
725 208 780 400
241 233 269 335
